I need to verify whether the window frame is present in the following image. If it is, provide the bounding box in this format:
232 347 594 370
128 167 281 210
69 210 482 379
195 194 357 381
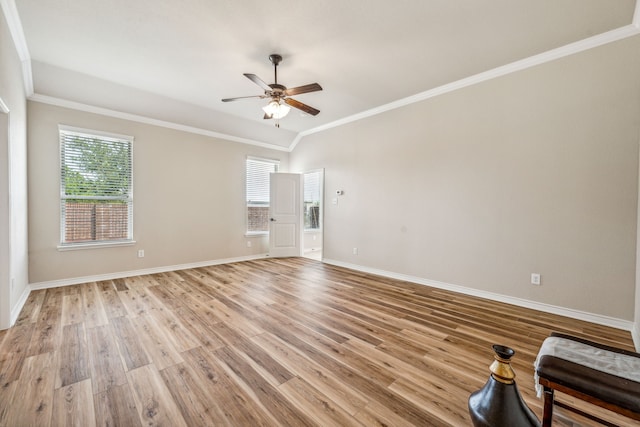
245 156 280 236
58 125 135 250
303 169 323 232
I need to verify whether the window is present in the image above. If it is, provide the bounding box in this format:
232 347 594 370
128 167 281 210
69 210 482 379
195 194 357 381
59 126 133 247
304 170 322 230
246 157 279 233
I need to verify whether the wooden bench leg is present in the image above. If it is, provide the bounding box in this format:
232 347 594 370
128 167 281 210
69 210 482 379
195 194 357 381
542 386 554 427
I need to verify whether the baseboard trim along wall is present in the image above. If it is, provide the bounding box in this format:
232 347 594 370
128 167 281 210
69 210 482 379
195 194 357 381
5 253 269 327
10 285 31 326
323 258 636 335
28 253 269 291
20 254 637 349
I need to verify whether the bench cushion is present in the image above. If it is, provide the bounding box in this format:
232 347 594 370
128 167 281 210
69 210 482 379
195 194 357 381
535 333 640 414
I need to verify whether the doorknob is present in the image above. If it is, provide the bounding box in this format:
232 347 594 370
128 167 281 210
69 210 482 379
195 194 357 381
270 218 276 222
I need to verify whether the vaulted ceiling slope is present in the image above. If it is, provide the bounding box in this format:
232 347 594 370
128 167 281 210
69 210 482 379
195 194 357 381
6 0 640 150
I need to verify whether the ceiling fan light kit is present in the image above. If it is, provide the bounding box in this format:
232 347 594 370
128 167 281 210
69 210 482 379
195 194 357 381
222 54 322 128
262 100 291 119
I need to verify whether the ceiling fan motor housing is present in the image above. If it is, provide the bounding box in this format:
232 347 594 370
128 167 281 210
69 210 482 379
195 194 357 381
269 84 286 97
269 54 282 66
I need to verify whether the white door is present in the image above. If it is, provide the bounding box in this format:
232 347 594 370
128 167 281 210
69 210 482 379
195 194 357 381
269 173 303 257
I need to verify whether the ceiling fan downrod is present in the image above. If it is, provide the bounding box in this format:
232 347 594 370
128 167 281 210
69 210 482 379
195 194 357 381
269 54 282 85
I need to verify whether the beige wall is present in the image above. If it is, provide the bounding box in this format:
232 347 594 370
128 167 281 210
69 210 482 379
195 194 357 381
291 35 640 321
0 5 29 329
28 102 288 283
304 231 323 252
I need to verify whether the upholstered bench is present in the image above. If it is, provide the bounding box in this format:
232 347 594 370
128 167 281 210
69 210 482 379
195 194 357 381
535 332 640 426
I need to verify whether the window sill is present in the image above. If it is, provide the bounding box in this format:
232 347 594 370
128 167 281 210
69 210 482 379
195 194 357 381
245 232 268 237
57 240 136 251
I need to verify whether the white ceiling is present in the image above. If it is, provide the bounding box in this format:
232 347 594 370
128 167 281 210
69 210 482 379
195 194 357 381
10 0 640 149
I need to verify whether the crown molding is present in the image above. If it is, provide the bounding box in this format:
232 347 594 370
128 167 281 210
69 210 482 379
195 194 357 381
4 0 639 153
29 94 289 152
288 23 640 151
0 0 33 96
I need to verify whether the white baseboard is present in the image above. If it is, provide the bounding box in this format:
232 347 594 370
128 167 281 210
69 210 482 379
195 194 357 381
11 285 31 325
29 253 269 290
323 258 635 333
25 254 637 341
632 324 640 352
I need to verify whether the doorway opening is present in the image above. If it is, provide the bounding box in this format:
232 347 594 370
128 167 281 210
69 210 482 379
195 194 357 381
302 169 323 261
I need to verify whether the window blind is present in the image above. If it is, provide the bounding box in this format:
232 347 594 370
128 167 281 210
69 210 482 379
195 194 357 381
246 157 279 204
246 157 279 233
60 126 133 245
304 171 321 203
303 170 322 230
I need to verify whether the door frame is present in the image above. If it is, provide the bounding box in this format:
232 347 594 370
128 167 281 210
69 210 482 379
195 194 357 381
0 97 11 329
303 168 324 260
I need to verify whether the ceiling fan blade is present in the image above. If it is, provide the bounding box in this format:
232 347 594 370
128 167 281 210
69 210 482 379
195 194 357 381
284 98 320 116
284 83 323 97
244 73 272 91
221 95 265 102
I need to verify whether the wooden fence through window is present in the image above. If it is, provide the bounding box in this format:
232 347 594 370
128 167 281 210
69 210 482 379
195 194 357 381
64 202 128 242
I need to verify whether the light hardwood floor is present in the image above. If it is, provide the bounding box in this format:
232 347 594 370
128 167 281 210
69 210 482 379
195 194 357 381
0 257 637 426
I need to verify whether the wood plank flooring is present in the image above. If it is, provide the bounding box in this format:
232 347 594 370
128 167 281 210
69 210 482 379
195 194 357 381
1 257 637 426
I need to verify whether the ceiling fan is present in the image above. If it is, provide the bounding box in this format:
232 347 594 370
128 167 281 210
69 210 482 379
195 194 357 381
222 54 322 127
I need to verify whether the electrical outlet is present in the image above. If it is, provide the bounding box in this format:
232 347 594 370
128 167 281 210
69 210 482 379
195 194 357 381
353 247 358 255
247 241 252 248
531 273 541 285
138 249 145 258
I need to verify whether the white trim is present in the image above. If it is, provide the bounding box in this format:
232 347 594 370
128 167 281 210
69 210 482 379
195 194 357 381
59 124 134 143
633 325 640 352
21 56 33 96
0 100 9 330
245 232 268 237
29 94 289 152
29 253 268 290
4 0 639 156
0 0 33 96
10 284 29 325
290 24 640 151
289 133 304 151
323 258 635 333
16 24 640 155
0 98 8 114
57 240 136 251
246 154 282 163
